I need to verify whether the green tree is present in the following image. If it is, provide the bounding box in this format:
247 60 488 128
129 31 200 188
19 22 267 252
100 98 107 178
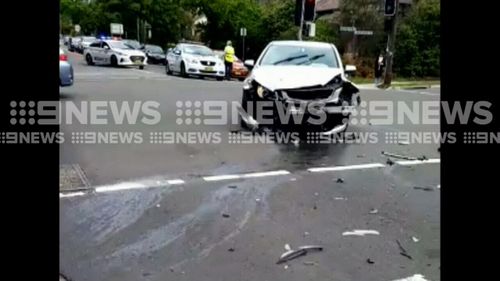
394 0 440 77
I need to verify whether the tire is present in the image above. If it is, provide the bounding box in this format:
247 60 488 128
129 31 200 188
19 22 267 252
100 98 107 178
238 77 245 82
86 54 94 66
217 77 224 81
165 62 172 75
180 62 187 77
110 55 118 67
139 65 144 70
240 91 256 129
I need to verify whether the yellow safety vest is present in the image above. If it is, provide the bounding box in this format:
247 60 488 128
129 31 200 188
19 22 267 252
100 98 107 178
224 46 235 63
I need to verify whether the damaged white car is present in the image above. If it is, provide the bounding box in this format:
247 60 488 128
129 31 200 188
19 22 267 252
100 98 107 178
239 40 360 136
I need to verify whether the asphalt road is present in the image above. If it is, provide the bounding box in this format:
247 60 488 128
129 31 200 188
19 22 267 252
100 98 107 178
60 51 440 281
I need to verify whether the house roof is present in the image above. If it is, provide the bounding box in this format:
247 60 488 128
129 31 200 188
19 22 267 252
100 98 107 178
316 0 340 12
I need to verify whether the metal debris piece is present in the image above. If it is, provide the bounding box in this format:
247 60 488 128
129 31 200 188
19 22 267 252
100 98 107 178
342 230 380 236
396 240 413 260
412 236 420 243
386 158 395 166
228 248 235 252
398 141 410 145
413 186 434 192
284 265 289 269
156 204 161 208
228 185 237 189
381 151 418 160
366 258 375 264
336 178 345 183
418 155 428 161
285 244 292 251
255 198 261 202
369 208 379 214
290 178 297 181
222 213 231 218
276 245 323 264
334 197 347 201
303 261 316 266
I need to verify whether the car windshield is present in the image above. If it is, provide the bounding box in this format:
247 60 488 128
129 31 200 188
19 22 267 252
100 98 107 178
183 45 213 56
123 40 141 49
107 41 134 50
260 44 339 68
147 45 164 53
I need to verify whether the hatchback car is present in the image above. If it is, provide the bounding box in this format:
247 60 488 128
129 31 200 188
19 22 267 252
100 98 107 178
239 40 360 135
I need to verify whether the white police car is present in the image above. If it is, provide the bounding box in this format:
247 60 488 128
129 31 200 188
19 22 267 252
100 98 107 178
83 40 147 69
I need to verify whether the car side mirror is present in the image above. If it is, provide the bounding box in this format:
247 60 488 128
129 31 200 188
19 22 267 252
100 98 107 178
103 45 110 50
174 50 181 55
244 59 255 68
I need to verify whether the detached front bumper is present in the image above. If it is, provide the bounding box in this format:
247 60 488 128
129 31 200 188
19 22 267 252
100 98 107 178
59 62 74 87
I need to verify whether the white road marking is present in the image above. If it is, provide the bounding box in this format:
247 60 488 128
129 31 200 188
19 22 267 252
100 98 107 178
308 163 386 173
398 89 440 96
59 192 86 198
167 179 185 185
203 170 290 182
391 274 430 281
95 182 149 193
396 158 440 166
342 230 380 236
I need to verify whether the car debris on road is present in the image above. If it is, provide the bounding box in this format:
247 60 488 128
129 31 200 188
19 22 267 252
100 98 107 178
396 240 413 260
342 230 380 236
276 245 323 264
413 186 435 192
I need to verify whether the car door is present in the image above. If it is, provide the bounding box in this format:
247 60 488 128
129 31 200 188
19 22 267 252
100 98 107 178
101 42 113 65
171 45 182 72
88 42 102 63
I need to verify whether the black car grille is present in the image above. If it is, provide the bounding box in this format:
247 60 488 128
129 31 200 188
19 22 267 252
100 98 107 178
284 87 334 100
200 61 216 66
130 56 145 62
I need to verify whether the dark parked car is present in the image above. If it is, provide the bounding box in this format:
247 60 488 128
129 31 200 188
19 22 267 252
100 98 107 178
142 44 166 64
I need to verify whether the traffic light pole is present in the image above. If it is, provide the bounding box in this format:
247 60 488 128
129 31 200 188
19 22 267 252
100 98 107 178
382 1 399 88
297 0 305 41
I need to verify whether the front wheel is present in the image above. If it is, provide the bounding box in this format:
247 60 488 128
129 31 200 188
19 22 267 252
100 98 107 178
139 65 144 70
110 55 118 67
165 62 172 75
86 54 94 65
217 77 224 81
180 62 187 77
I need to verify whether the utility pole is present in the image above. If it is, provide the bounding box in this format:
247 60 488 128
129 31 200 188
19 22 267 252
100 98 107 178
137 17 140 43
298 0 305 41
383 0 399 88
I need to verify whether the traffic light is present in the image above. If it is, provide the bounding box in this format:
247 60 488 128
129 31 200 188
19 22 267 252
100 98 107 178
384 0 397 16
295 0 316 26
304 0 316 22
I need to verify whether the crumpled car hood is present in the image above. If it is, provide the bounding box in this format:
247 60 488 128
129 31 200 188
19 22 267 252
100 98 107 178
252 65 345 91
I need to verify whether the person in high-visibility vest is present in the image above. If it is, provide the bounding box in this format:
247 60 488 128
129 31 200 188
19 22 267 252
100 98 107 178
224 40 235 80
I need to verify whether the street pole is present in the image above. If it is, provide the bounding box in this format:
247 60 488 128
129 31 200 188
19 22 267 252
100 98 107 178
242 35 245 61
298 0 305 41
383 0 399 87
137 17 140 43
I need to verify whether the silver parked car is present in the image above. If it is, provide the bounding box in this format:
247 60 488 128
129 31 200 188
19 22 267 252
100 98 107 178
60 48 74 87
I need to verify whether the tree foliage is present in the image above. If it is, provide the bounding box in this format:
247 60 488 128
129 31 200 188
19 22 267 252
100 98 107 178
394 0 440 77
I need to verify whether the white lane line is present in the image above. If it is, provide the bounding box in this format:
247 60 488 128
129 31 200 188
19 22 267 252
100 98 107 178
391 274 430 281
308 163 386 173
203 170 290 182
203 174 241 182
396 158 440 166
59 192 86 198
342 230 380 236
167 179 185 185
95 182 149 193
242 170 290 178
398 89 439 96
